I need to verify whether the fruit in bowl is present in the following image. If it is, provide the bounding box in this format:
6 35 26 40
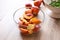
13 7 44 35
19 17 41 35
13 1 45 35
18 6 43 35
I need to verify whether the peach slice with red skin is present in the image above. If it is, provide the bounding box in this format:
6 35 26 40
18 1 42 35
31 6 39 16
23 13 33 19
34 1 42 7
19 17 29 25
25 3 32 9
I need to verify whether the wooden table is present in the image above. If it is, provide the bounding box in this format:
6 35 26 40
0 0 60 40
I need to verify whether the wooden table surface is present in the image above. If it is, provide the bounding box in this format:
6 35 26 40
0 0 60 40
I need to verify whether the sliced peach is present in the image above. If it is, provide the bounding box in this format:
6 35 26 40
34 1 41 7
20 28 28 34
19 17 29 25
18 21 27 29
25 9 32 14
31 6 39 16
29 17 41 24
25 3 32 9
23 13 33 19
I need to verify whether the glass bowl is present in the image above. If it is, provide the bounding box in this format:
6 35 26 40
13 7 45 35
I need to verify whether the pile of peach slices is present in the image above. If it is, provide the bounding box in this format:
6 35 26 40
18 0 43 35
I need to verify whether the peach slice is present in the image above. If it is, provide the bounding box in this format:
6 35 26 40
34 1 41 7
31 6 39 16
20 28 28 34
18 21 27 29
29 17 41 24
19 17 29 25
23 13 33 19
25 9 32 14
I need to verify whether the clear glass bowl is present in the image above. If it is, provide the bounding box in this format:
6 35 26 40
13 7 45 35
